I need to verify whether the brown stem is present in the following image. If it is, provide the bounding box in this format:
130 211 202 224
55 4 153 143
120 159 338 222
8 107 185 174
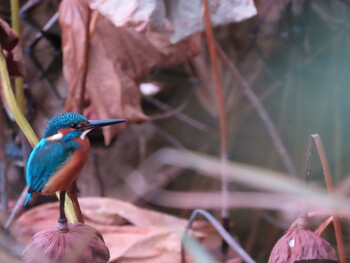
311 134 345 263
202 0 229 219
68 181 84 223
315 216 333 236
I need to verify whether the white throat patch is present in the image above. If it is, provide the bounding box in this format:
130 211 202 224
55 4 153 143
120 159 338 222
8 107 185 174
46 133 63 142
80 129 92 140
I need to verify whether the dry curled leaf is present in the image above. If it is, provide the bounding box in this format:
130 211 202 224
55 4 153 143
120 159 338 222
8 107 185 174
59 0 201 144
13 197 212 263
89 0 257 43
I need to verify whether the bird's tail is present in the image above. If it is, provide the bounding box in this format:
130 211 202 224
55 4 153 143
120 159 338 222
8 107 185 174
24 193 32 206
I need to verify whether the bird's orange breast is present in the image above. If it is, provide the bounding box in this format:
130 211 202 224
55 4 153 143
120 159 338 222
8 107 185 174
41 138 90 195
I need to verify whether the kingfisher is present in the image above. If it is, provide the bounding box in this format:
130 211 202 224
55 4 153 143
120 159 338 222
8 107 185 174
24 112 126 222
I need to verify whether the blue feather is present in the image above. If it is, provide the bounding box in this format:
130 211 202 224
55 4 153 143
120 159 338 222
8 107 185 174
24 193 32 206
24 135 81 206
26 139 46 186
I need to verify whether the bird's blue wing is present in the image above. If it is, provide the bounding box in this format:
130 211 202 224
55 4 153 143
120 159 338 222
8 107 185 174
25 138 80 201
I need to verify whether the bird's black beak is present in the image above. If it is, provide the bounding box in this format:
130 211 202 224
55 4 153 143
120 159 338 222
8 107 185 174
81 119 127 131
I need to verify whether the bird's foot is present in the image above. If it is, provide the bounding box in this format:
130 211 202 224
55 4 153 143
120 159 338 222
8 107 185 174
57 217 68 233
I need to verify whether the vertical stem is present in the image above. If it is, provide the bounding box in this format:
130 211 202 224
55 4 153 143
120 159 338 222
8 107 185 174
202 0 229 220
202 1 230 254
68 182 84 223
0 107 8 213
311 134 345 263
59 191 67 223
10 0 20 33
304 138 312 182
10 0 25 111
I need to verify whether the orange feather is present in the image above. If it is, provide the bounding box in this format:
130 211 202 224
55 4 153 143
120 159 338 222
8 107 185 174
41 137 90 195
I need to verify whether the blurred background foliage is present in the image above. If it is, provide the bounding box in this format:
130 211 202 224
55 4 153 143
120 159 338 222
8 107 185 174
1 0 350 261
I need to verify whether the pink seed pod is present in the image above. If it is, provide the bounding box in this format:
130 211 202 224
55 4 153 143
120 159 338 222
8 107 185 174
268 215 338 263
23 222 110 263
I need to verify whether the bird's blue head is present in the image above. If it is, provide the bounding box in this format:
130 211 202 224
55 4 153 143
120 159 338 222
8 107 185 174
44 112 88 138
43 112 127 139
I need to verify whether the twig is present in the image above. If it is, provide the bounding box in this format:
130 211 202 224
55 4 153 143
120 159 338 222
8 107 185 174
0 160 6 213
289 211 341 230
181 209 255 263
11 0 25 111
0 101 8 213
202 0 230 253
216 44 298 177
149 102 186 121
304 137 313 183
19 0 43 15
4 185 28 229
299 137 313 217
314 216 333 236
311 134 345 263
145 96 209 132
28 12 59 50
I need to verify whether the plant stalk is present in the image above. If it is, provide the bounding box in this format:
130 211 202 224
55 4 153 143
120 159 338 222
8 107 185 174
202 0 229 225
311 134 345 263
10 0 25 111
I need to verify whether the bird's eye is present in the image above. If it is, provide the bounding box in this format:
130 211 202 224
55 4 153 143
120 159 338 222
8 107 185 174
70 123 78 129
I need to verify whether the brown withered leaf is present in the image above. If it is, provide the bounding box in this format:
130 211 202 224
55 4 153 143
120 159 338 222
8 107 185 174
88 0 257 44
0 18 23 77
12 197 211 263
59 0 200 144
0 19 18 51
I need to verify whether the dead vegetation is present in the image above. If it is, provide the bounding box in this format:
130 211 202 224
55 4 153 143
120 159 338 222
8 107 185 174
0 0 350 262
